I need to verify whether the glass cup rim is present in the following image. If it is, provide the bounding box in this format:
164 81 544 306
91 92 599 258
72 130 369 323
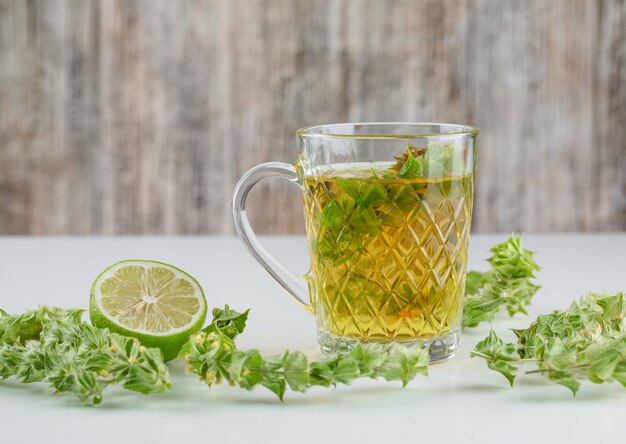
296 122 479 140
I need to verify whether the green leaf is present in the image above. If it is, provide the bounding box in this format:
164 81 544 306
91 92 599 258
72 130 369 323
315 195 363 265
338 179 387 208
283 351 309 392
330 358 361 384
487 235 540 279
376 347 429 387
612 361 626 388
0 344 23 379
14 344 46 382
319 198 346 231
586 348 622 383
595 293 626 323
308 361 335 387
548 373 580 395
207 305 250 340
471 329 519 386
122 346 171 394
240 350 264 389
424 147 445 177
355 344 386 375
398 149 424 179
462 235 541 328
261 374 287 401
465 271 488 296
462 291 501 328
348 206 381 235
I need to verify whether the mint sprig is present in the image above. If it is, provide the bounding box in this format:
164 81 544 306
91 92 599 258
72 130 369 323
471 292 626 394
180 306 429 400
0 307 171 404
462 235 541 328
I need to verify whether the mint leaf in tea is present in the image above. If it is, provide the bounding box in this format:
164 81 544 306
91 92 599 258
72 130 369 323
303 143 473 347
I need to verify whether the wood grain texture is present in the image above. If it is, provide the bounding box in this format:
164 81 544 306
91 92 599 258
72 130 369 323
0 0 625 235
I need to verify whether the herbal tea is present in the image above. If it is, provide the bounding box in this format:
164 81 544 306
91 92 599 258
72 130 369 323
303 145 474 348
234 124 477 360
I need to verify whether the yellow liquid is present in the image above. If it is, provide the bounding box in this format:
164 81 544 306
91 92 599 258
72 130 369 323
303 164 473 343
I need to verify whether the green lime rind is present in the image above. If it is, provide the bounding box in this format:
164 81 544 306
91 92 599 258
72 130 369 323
89 259 207 361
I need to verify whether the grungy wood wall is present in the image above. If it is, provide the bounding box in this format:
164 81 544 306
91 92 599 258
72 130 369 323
0 0 625 235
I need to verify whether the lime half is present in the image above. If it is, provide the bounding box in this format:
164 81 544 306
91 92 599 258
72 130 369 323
90 260 207 361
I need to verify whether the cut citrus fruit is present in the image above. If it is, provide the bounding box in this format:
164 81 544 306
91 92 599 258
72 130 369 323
90 260 207 361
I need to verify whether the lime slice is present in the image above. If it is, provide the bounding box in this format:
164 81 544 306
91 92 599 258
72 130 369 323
90 260 207 361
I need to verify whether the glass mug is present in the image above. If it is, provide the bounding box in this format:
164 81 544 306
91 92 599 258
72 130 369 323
233 123 478 362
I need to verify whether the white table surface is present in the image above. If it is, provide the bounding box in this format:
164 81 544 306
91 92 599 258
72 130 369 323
0 234 625 444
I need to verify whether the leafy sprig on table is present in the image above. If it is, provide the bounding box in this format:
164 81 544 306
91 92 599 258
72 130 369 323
181 306 429 400
0 235 541 404
471 292 626 394
462 235 540 328
0 307 170 404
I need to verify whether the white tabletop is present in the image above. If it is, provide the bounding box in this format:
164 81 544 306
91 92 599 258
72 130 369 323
0 234 625 444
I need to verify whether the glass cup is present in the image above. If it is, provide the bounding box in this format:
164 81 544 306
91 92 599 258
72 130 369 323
233 123 478 362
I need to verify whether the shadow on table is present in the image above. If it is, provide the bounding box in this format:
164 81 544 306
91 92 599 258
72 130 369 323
2 363 625 410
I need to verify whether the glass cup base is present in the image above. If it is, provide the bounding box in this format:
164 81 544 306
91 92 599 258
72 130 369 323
317 329 460 363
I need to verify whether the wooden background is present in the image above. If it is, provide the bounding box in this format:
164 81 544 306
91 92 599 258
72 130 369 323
0 0 625 235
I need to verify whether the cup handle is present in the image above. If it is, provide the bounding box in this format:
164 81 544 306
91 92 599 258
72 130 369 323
232 162 311 309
